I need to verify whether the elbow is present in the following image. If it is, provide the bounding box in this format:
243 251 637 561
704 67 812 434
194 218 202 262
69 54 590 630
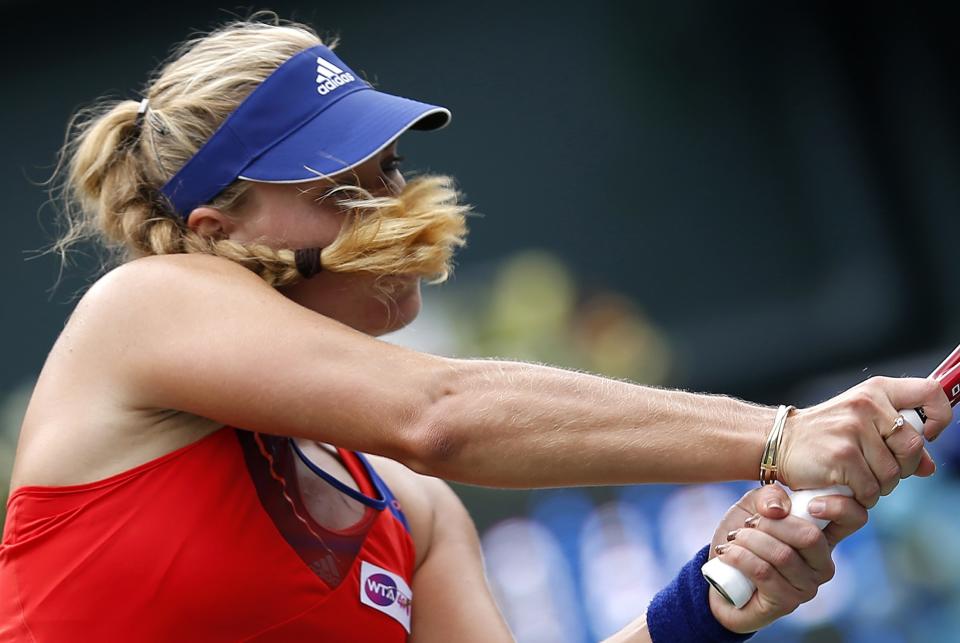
398 380 465 478
407 416 463 477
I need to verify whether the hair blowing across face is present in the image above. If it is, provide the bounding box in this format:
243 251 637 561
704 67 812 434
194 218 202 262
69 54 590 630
52 16 469 288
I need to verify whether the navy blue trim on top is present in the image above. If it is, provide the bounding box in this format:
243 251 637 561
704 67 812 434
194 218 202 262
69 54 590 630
236 430 371 589
356 452 411 533
288 439 387 511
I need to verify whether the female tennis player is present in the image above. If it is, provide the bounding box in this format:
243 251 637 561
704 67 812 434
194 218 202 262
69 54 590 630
0 16 950 643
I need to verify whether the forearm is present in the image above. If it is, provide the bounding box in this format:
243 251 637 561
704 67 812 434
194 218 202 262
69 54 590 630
412 357 773 487
604 614 653 643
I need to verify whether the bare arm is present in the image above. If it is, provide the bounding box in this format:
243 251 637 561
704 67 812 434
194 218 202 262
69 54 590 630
62 255 771 487
391 464 650 642
417 359 775 486
60 254 949 497
409 477 513 642
604 616 653 643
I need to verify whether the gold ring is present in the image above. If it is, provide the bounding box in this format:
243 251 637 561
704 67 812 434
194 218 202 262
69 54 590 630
883 415 906 439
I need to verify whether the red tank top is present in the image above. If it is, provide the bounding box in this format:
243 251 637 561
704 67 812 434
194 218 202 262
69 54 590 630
0 428 416 642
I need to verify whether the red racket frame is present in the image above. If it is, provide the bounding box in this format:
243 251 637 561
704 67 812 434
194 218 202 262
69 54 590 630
931 343 960 406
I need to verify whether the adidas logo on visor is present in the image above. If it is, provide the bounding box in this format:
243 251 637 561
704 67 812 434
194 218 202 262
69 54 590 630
316 56 356 95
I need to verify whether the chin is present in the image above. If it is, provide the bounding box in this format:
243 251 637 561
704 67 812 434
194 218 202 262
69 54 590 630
368 279 422 336
281 273 422 336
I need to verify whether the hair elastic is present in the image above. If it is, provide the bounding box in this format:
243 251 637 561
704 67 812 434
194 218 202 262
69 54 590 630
120 97 150 152
294 247 323 279
134 98 149 128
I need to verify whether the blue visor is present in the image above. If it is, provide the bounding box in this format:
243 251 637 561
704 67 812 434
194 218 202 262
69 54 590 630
160 45 450 217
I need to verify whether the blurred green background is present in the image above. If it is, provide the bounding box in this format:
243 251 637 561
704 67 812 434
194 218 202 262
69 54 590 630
3 2 960 641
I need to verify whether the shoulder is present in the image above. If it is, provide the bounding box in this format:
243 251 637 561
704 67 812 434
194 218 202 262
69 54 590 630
365 454 473 569
84 254 268 306
49 254 279 405
70 255 276 337
366 453 461 515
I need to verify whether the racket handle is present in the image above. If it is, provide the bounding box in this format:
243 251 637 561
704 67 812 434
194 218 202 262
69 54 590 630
701 408 925 608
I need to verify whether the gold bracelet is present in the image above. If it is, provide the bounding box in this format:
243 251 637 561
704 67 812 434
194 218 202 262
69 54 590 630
760 404 794 485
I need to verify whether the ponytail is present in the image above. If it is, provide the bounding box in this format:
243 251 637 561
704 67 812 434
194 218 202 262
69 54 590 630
51 17 469 291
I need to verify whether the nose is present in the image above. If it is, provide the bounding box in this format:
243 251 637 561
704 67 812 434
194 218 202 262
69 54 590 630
379 172 405 197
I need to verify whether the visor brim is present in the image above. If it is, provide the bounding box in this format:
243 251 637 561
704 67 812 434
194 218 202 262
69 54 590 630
238 88 450 183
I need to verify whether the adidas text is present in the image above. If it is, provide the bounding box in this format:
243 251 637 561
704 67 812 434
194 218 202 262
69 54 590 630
316 72 355 95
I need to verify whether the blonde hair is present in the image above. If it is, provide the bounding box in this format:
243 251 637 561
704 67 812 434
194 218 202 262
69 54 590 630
52 15 469 288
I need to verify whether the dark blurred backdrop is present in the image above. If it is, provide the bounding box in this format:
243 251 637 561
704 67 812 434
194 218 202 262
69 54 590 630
3 3 960 641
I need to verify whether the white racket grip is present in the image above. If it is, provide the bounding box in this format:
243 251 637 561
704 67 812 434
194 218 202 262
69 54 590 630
701 408 924 608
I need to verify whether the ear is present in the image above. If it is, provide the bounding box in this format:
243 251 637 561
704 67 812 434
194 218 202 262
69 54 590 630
186 206 235 238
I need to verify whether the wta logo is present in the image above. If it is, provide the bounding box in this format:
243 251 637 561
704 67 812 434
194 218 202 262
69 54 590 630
365 573 412 611
359 561 413 632
316 57 355 95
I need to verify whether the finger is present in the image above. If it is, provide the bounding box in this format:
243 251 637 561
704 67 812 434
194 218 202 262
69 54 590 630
878 412 926 479
716 543 808 610
752 485 791 520
914 448 936 477
808 495 869 549
841 451 881 509
735 513 832 580
875 376 951 441
859 418 904 494
726 527 819 593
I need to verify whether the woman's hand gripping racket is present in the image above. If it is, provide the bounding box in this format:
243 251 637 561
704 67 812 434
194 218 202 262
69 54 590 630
702 344 960 608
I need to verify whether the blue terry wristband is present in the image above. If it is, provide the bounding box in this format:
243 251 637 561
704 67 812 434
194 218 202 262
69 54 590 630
647 545 755 643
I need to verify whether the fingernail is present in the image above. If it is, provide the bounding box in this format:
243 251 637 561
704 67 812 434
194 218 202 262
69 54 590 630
808 500 825 516
744 513 761 528
766 499 784 513
726 529 740 542
715 543 731 556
